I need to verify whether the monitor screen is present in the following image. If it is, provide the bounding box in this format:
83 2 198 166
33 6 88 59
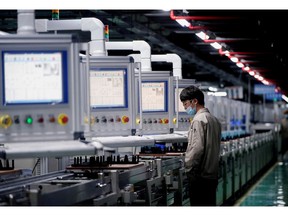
90 68 128 109
175 87 186 113
2 51 68 105
141 81 168 112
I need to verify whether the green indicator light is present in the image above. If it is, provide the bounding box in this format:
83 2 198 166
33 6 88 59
26 117 33 124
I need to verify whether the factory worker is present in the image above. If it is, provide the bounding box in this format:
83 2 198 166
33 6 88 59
280 109 288 158
180 85 222 206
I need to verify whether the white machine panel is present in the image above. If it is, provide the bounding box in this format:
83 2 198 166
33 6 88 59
217 96 229 131
80 56 136 137
0 35 82 143
135 71 173 135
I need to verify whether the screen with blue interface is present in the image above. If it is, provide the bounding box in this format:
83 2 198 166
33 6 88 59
141 81 168 112
2 51 68 105
90 68 128 109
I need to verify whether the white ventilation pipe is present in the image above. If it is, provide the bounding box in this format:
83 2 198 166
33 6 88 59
0 31 10 35
129 53 182 78
151 53 182 79
128 54 141 71
17 10 36 35
106 40 152 72
35 18 106 56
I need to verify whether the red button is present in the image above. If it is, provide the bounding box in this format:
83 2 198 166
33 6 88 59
61 116 69 124
122 116 129 123
38 117 44 123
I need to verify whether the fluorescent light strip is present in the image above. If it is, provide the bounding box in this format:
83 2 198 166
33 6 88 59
282 94 288 103
210 42 222 49
236 62 244 68
195 31 209 40
207 91 227 96
194 30 273 91
176 19 190 27
230 57 238 63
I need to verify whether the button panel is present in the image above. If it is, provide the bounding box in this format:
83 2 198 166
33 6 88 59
86 115 131 125
87 111 133 136
0 112 71 130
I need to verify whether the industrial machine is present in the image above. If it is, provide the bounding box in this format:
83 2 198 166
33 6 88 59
0 34 82 143
80 55 136 137
0 10 279 207
134 71 173 135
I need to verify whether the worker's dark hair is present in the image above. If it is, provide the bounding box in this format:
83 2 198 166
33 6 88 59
180 85 205 105
284 109 288 115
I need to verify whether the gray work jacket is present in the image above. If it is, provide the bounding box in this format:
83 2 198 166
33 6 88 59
185 108 221 180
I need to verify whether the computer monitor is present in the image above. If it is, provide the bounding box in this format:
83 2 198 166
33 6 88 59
141 81 168 112
2 50 68 105
89 68 128 109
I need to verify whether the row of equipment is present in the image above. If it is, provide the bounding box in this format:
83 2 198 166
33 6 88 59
0 130 277 206
0 10 279 206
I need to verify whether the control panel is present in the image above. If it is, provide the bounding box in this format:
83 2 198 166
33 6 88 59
80 56 136 137
135 71 173 135
0 34 81 143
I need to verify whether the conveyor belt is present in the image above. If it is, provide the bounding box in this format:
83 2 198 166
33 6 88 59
66 162 145 170
0 170 72 194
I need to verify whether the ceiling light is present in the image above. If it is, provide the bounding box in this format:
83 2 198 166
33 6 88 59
236 62 244 68
208 86 218 92
243 66 250 71
219 46 231 57
207 91 227 97
224 51 230 57
230 57 238 63
210 42 222 50
249 71 255 76
176 19 190 27
195 31 209 40
282 94 288 103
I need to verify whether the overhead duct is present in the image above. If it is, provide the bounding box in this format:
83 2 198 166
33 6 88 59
128 54 141 71
129 53 182 78
0 31 10 35
106 40 152 72
151 53 182 79
35 18 106 56
17 10 36 35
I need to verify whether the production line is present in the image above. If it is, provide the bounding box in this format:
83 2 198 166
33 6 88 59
0 151 187 206
0 10 280 206
0 130 277 206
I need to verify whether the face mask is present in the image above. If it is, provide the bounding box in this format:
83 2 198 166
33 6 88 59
186 105 196 116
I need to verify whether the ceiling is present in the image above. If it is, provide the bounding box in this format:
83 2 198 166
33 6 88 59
1 9 287 103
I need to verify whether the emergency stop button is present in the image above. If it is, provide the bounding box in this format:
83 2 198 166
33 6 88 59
163 118 169 124
121 116 129 124
58 113 69 126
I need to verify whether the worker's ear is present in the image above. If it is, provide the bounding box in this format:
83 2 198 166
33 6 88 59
193 98 198 105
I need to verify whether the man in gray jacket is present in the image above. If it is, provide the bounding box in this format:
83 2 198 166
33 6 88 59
180 85 221 206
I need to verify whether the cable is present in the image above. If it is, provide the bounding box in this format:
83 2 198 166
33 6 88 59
32 158 40 175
